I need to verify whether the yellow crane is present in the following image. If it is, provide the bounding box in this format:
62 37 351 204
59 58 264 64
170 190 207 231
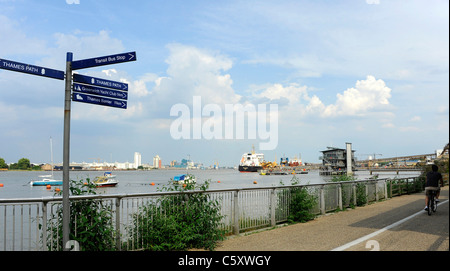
88 157 102 164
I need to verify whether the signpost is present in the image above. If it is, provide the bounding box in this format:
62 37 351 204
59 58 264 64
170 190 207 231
72 73 129 109
0 58 65 80
73 83 128 100
1 50 136 251
72 92 127 109
73 74 128 91
71 51 136 70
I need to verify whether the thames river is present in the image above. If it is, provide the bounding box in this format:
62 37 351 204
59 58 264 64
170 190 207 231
0 169 420 199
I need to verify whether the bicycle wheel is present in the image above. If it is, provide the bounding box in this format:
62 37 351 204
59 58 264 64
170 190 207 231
428 196 432 216
432 196 437 213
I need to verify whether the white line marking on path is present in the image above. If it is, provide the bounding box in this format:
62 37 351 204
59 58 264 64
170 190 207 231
330 199 449 251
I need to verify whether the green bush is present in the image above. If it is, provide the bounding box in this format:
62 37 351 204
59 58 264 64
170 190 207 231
44 179 116 251
283 176 317 223
125 179 225 251
355 183 367 206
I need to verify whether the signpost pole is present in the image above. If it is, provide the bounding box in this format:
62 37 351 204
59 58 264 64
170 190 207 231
62 52 73 250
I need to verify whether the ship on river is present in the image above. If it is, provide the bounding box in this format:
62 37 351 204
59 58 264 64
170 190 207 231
238 148 264 173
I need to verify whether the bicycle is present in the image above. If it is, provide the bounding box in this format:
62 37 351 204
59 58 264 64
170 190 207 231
427 190 438 216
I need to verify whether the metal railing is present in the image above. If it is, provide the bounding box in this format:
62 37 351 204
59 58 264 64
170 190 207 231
0 176 433 251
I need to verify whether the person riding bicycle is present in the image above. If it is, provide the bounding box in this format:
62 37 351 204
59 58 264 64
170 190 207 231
424 164 444 211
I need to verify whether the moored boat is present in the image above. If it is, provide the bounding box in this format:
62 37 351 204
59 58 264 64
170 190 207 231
93 172 118 187
173 174 196 185
31 137 62 186
30 175 63 186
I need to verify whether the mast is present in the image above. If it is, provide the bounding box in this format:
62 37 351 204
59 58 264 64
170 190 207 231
50 137 54 178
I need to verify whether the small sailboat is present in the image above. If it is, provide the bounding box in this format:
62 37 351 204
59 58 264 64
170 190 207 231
30 137 62 186
30 176 63 186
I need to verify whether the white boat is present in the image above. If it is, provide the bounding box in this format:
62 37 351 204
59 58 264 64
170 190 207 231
30 137 62 186
93 172 118 187
30 175 63 186
173 174 196 185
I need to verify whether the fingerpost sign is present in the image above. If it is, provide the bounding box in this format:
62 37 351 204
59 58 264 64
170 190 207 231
0 51 137 251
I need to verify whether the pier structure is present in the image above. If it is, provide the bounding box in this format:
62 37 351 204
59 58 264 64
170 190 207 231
357 153 437 169
319 143 356 176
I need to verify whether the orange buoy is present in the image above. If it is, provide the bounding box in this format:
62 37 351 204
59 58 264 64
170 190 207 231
151 182 155 186
217 180 221 183
253 181 258 184
0 183 4 187
55 188 61 193
46 185 51 189
182 183 187 188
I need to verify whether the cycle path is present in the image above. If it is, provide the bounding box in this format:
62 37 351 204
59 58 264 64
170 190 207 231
215 187 449 251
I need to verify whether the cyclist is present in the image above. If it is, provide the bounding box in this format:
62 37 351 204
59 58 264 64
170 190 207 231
424 164 444 211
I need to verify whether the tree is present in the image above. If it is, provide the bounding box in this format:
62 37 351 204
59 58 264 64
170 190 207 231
17 158 31 170
0 158 8 169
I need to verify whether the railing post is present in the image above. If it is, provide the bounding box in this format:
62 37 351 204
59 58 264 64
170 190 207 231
233 190 240 235
270 188 276 227
320 185 325 215
352 183 357 206
338 184 343 210
406 178 410 195
365 182 369 204
375 181 379 202
389 179 393 198
384 180 388 200
115 197 121 251
42 201 48 251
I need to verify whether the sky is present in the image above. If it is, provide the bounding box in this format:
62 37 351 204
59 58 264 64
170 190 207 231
0 0 448 167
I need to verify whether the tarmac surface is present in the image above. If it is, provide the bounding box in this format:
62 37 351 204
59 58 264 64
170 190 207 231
215 187 449 251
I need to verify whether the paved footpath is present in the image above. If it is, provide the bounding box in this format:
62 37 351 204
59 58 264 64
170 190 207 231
216 187 449 251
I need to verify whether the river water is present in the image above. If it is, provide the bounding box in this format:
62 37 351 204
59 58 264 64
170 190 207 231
0 169 420 199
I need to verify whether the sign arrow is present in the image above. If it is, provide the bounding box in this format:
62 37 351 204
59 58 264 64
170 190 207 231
72 51 137 70
73 83 128 100
0 58 65 80
72 92 127 109
73 73 128 91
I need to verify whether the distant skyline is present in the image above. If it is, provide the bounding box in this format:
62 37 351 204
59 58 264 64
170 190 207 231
1 1 448 167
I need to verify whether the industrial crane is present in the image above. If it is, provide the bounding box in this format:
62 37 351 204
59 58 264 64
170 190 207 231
88 157 102 164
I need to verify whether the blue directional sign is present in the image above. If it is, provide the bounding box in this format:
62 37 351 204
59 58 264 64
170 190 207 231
73 73 128 91
72 92 127 109
0 58 65 80
71 51 136 70
73 83 127 100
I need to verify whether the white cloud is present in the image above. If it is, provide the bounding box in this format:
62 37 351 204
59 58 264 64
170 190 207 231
148 44 241 115
252 83 308 105
252 75 392 120
366 0 380 5
320 75 392 117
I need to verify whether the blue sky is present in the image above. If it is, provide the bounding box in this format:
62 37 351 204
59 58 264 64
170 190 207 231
0 0 448 167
